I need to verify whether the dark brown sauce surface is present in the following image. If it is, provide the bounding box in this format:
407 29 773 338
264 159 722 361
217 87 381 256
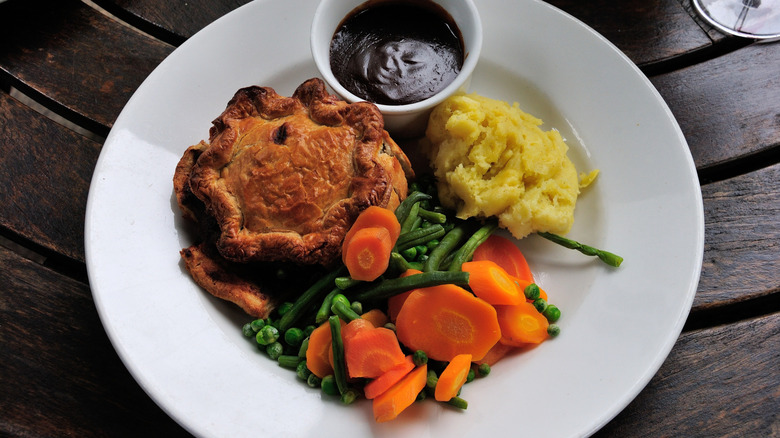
329 0 464 105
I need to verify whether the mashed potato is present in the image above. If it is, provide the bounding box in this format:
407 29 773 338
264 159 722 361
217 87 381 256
423 93 594 239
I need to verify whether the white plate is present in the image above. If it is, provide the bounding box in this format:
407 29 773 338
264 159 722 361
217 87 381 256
85 0 704 437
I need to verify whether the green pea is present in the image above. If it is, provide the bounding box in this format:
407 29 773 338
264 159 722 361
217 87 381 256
413 350 428 366
341 389 359 405
296 360 312 380
256 325 280 346
477 363 491 377
307 373 321 388
524 283 541 301
321 375 339 396
249 319 265 332
401 247 417 260
241 323 255 338
466 368 476 383
532 298 548 313
414 245 428 256
543 304 561 323
284 327 305 346
426 239 441 250
548 324 561 337
277 302 294 316
266 341 284 360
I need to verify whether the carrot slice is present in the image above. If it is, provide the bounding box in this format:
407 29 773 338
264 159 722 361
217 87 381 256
373 364 428 422
387 269 422 322
344 326 406 379
342 317 374 343
434 353 472 401
343 206 401 263
474 341 515 366
361 308 389 328
364 355 416 400
473 235 534 282
343 227 393 281
462 260 525 305
395 284 501 362
306 322 335 378
495 301 549 346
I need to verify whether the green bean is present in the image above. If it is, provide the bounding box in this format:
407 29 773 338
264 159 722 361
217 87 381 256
298 337 309 358
396 224 446 251
315 288 340 324
417 207 447 224
331 299 361 322
423 223 467 271
446 396 468 410
537 231 624 267
277 355 303 369
328 315 349 395
395 191 432 224
334 276 362 290
400 201 421 234
389 251 423 274
279 265 347 331
447 220 499 272
351 270 470 302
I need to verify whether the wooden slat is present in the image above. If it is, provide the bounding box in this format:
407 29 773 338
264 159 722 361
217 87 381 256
93 0 251 44
546 0 716 67
651 41 780 172
0 91 100 263
595 311 780 437
0 245 190 437
0 0 172 135
694 162 780 310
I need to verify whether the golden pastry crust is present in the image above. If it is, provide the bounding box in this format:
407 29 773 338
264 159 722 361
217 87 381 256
181 78 412 266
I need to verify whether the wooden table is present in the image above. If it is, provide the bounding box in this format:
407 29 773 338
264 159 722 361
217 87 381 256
1 0 777 436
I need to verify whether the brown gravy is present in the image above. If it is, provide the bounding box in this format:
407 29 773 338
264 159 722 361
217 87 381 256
329 0 464 105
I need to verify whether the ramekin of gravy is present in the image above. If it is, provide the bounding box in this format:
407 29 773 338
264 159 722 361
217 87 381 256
311 0 482 138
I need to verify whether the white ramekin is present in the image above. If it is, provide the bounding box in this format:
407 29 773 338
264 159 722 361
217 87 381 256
311 0 482 138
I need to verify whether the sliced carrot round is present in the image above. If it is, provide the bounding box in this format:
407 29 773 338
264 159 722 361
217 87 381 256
434 353 472 401
395 284 501 362
364 355 416 400
495 301 549 346
343 226 392 281
473 234 534 282
463 260 524 305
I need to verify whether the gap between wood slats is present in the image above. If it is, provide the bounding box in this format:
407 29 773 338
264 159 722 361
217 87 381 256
698 145 780 185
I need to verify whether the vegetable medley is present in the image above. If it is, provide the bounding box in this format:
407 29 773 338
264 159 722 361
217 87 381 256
242 177 615 422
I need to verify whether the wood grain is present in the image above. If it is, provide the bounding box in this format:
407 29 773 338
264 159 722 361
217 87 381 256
0 92 99 263
546 0 714 67
0 245 190 437
695 162 780 310
595 311 780 437
651 41 780 172
0 0 172 135
93 0 252 44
